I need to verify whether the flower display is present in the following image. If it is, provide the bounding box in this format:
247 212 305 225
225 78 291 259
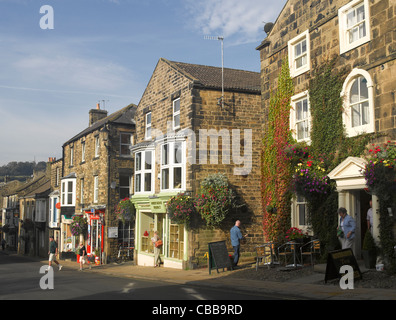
166 193 195 227
195 173 239 227
363 141 396 195
285 227 308 241
115 198 135 224
292 156 330 199
70 215 88 237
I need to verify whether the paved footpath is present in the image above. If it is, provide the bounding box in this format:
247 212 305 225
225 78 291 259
52 258 396 300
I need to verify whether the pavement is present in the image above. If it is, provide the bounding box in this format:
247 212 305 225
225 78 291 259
48 257 396 300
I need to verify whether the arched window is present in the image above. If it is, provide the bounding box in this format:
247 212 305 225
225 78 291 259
341 69 374 137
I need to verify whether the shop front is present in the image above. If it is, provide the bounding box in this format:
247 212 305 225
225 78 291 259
84 207 105 263
132 194 187 269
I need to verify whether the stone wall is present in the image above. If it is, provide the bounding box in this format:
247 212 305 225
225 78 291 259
135 58 264 267
258 0 396 141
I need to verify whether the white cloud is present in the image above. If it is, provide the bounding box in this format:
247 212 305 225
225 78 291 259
185 0 286 44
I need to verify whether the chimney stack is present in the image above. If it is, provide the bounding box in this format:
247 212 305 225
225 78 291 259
89 102 108 126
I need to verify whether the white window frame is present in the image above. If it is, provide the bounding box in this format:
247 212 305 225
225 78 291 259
80 179 84 205
290 91 311 143
339 0 371 54
291 195 309 232
94 176 99 203
95 135 100 157
134 149 155 194
173 98 180 130
341 68 374 137
81 140 86 162
70 145 74 167
49 194 59 228
288 29 310 78
61 177 76 207
160 140 185 192
145 112 152 140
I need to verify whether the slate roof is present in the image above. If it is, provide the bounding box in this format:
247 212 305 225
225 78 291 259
163 59 261 94
63 103 137 146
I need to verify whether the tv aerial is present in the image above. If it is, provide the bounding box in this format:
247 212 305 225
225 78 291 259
204 35 224 109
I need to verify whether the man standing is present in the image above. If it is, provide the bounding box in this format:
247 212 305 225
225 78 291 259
367 199 373 234
230 220 246 267
48 236 62 271
337 207 356 251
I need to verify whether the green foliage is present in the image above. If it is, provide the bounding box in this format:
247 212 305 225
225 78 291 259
195 173 239 228
261 58 294 243
70 215 88 237
363 230 377 253
166 193 196 229
362 141 396 271
0 161 47 179
115 198 135 224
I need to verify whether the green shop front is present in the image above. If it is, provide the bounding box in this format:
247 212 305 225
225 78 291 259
132 193 188 269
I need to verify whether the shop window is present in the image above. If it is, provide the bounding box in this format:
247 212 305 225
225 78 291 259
169 224 184 259
118 220 134 250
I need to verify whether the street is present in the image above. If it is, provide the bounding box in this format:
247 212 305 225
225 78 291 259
0 252 292 301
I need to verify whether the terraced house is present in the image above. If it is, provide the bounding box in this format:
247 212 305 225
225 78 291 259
257 0 395 262
131 58 263 269
61 103 136 263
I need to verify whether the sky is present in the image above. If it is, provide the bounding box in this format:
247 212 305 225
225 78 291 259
0 0 286 166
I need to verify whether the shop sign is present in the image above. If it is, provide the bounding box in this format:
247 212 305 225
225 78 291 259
150 200 165 213
108 227 118 238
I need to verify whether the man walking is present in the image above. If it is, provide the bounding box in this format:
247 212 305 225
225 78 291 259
230 220 246 267
48 236 62 271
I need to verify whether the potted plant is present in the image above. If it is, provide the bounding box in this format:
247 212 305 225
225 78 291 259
362 230 377 269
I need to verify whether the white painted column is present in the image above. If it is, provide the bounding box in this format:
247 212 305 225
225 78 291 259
372 195 380 245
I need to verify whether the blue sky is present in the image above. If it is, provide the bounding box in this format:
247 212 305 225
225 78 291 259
0 0 286 165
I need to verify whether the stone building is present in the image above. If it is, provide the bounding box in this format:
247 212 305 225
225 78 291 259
256 0 395 257
131 58 263 269
61 103 136 263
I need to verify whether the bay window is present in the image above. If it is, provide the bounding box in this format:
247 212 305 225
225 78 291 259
135 149 154 193
161 141 184 191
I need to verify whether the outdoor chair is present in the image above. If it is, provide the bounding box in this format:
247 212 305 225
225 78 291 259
255 242 276 270
300 239 321 267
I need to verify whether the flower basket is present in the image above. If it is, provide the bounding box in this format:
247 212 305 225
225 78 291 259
363 142 396 196
285 227 308 242
115 198 135 224
70 215 88 237
292 157 330 200
166 193 195 228
194 173 239 228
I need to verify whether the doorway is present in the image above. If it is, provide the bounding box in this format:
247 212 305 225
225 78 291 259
350 189 371 258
